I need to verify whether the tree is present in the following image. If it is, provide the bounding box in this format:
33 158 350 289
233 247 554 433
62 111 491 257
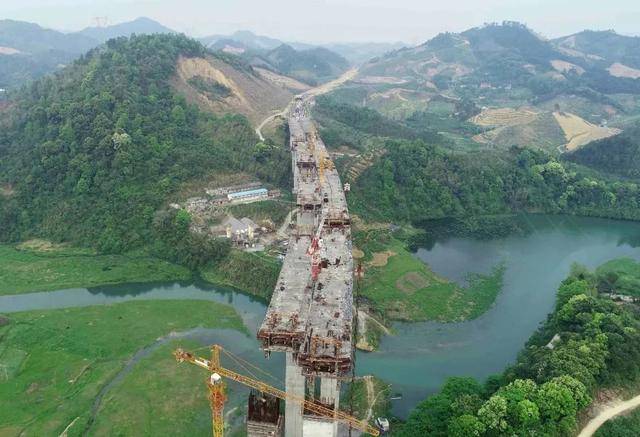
477 395 509 433
536 380 577 423
448 414 485 437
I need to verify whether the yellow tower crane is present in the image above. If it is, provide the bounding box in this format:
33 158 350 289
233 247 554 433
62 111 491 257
173 345 381 437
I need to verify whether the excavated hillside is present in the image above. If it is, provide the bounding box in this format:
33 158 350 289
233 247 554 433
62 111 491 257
172 55 309 125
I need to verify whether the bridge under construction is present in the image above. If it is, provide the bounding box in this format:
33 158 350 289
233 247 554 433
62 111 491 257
257 95 355 436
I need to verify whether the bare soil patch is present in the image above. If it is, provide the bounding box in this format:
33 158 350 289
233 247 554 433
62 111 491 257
0 46 20 55
172 56 293 125
553 111 621 151
254 67 310 91
550 59 585 75
16 239 68 253
369 251 396 267
0 184 15 197
396 271 430 294
352 248 365 259
608 62 640 79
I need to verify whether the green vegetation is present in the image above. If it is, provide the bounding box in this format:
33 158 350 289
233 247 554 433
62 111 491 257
88 341 242 436
351 139 640 224
260 44 349 85
357 311 389 351
0 242 190 295
201 250 280 299
596 258 640 297
596 407 640 437
0 34 289 263
355 229 504 322
343 376 391 420
0 300 246 436
395 263 640 436
566 125 640 179
315 95 446 152
187 75 232 100
225 199 291 227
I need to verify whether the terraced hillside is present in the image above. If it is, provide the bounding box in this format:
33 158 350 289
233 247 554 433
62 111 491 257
344 22 640 154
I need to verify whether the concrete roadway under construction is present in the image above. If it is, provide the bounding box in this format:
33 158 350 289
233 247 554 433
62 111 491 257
257 94 355 437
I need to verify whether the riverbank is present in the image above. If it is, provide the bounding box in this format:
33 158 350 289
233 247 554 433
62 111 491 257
354 227 505 350
200 250 280 299
0 242 191 295
0 299 246 436
394 260 640 436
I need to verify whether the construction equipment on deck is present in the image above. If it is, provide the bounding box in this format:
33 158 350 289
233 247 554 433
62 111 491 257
173 344 381 437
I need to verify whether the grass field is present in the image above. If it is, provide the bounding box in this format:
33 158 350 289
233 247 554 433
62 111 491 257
0 300 246 436
88 341 241 436
342 376 391 421
201 250 280 299
358 235 505 322
0 242 191 295
596 257 640 297
225 199 291 227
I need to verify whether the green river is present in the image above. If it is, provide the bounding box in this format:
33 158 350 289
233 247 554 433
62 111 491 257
2 215 640 418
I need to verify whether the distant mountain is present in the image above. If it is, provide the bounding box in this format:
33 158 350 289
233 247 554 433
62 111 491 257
553 30 640 70
258 44 350 85
322 41 406 65
200 30 351 85
78 17 175 43
0 19 96 54
199 30 402 64
360 22 640 96
0 20 97 88
0 17 177 88
200 30 283 51
360 22 563 84
337 22 640 154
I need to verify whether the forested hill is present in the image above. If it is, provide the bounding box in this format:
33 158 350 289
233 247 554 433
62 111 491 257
565 126 640 179
0 34 289 254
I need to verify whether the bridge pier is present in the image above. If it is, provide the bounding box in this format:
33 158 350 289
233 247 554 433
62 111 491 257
285 352 305 437
320 377 340 437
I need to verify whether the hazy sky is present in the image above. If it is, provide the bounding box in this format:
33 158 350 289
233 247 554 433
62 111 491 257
3 0 639 44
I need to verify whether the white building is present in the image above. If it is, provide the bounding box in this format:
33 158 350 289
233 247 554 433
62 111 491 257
227 188 268 203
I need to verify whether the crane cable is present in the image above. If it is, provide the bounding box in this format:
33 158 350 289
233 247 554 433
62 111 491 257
220 347 284 387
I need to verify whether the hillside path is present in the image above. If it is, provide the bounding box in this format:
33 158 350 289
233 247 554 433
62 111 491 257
255 67 358 141
577 394 640 437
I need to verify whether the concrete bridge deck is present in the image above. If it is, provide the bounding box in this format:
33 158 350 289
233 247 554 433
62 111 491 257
257 96 354 436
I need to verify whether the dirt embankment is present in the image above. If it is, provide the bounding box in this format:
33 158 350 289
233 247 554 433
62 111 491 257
553 111 621 151
172 56 304 126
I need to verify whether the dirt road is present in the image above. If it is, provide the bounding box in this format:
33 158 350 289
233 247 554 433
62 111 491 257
577 394 640 437
255 67 358 141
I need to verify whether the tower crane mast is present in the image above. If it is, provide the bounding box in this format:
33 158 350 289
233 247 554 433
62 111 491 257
173 345 380 437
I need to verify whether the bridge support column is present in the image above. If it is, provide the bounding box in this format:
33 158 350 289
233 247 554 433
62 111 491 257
320 377 340 437
285 352 305 437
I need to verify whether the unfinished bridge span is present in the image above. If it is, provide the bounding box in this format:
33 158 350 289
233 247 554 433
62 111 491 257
257 96 354 436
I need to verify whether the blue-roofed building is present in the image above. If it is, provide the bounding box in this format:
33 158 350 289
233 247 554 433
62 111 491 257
227 188 268 203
